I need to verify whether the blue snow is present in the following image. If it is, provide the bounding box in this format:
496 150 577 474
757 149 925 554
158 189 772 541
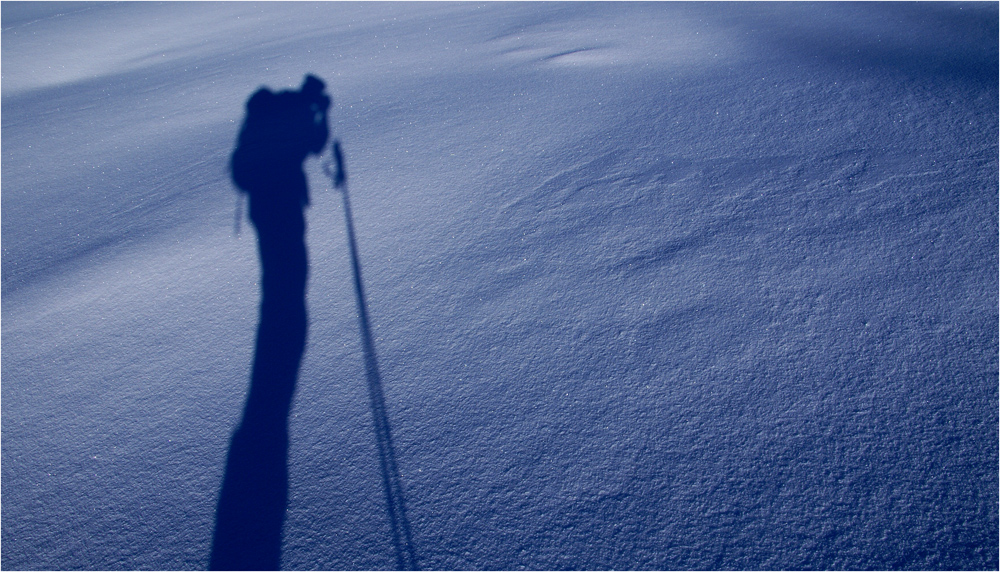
2 2 997 570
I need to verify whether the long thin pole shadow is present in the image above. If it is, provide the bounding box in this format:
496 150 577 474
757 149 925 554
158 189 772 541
329 142 418 571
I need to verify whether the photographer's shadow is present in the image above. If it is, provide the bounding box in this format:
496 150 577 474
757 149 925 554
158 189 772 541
210 75 329 571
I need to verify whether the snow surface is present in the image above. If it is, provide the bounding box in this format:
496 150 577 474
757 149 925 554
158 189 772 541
2 2 998 570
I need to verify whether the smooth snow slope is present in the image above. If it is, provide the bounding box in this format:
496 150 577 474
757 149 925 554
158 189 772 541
2 2 997 570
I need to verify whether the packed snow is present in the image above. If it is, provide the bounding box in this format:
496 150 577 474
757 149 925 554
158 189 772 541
2 2 997 569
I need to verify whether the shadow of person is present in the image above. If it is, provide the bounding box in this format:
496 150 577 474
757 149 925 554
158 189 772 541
210 74 330 571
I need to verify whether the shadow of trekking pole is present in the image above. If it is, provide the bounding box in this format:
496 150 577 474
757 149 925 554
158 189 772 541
325 141 418 571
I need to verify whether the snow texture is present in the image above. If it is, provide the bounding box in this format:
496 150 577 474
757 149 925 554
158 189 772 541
2 2 998 570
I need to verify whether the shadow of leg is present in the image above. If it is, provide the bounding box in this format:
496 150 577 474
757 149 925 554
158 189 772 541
210 421 288 570
211 205 308 571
